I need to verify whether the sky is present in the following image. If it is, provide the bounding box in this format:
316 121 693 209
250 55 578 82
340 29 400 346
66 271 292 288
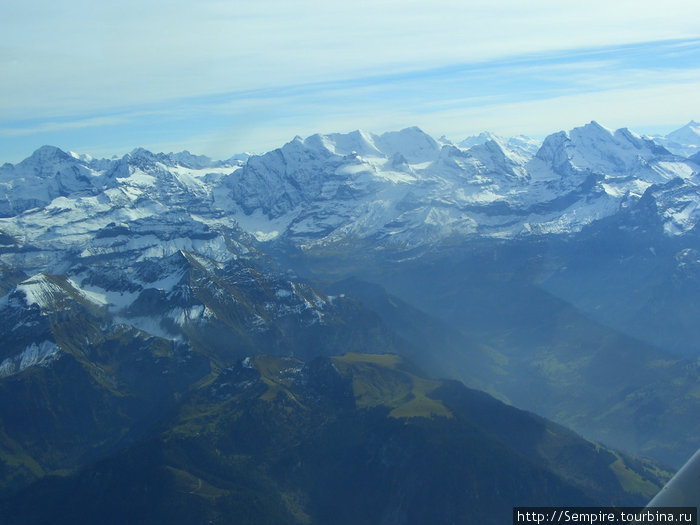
1 0 700 163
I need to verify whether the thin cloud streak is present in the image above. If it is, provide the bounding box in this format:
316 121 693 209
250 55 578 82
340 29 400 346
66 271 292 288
0 116 132 137
3 1 700 116
1 1 699 161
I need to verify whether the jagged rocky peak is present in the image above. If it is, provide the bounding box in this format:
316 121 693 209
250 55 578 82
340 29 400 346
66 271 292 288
0 144 107 217
567 121 672 158
128 146 157 159
134 250 192 285
534 121 676 177
465 139 526 178
468 137 507 156
564 121 621 159
534 130 571 165
120 148 220 170
614 127 672 156
68 150 93 163
458 131 500 149
306 129 383 158
459 132 540 159
166 150 214 169
231 144 327 218
653 120 700 157
507 135 541 156
25 145 74 164
15 145 93 180
11 272 107 314
374 126 441 163
570 119 612 140
292 127 442 163
226 152 251 163
666 120 700 143
124 147 167 169
272 134 331 165
437 134 455 147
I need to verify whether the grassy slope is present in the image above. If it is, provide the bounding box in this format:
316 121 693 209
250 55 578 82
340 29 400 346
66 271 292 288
0 352 670 525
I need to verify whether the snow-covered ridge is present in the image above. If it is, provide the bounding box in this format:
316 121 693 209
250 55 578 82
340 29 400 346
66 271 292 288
16 274 107 311
0 244 344 373
650 121 700 157
0 341 61 378
0 121 698 272
227 121 698 245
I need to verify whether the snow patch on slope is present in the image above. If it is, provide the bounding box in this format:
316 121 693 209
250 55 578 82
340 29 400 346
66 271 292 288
0 341 61 378
16 274 106 310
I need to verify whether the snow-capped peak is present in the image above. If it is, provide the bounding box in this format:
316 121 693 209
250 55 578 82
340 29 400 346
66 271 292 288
656 120 700 157
667 120 700 143
458 131 501 150
1 120 698 264
69 151 94 163
305 130 383 158
459 132 540 159
643 120 700 157
15 273 107 311
23 145 74 166
465 139 528 178
535 121 675 180
374 127 441 163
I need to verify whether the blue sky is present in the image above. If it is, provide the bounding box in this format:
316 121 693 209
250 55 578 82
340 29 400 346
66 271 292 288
2 1 700 162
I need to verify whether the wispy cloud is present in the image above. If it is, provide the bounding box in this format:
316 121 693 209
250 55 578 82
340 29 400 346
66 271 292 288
0 116 132 137
1 1 699 161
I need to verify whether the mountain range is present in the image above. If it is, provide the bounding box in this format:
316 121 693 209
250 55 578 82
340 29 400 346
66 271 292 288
2 121 699 257
1 120 700 523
